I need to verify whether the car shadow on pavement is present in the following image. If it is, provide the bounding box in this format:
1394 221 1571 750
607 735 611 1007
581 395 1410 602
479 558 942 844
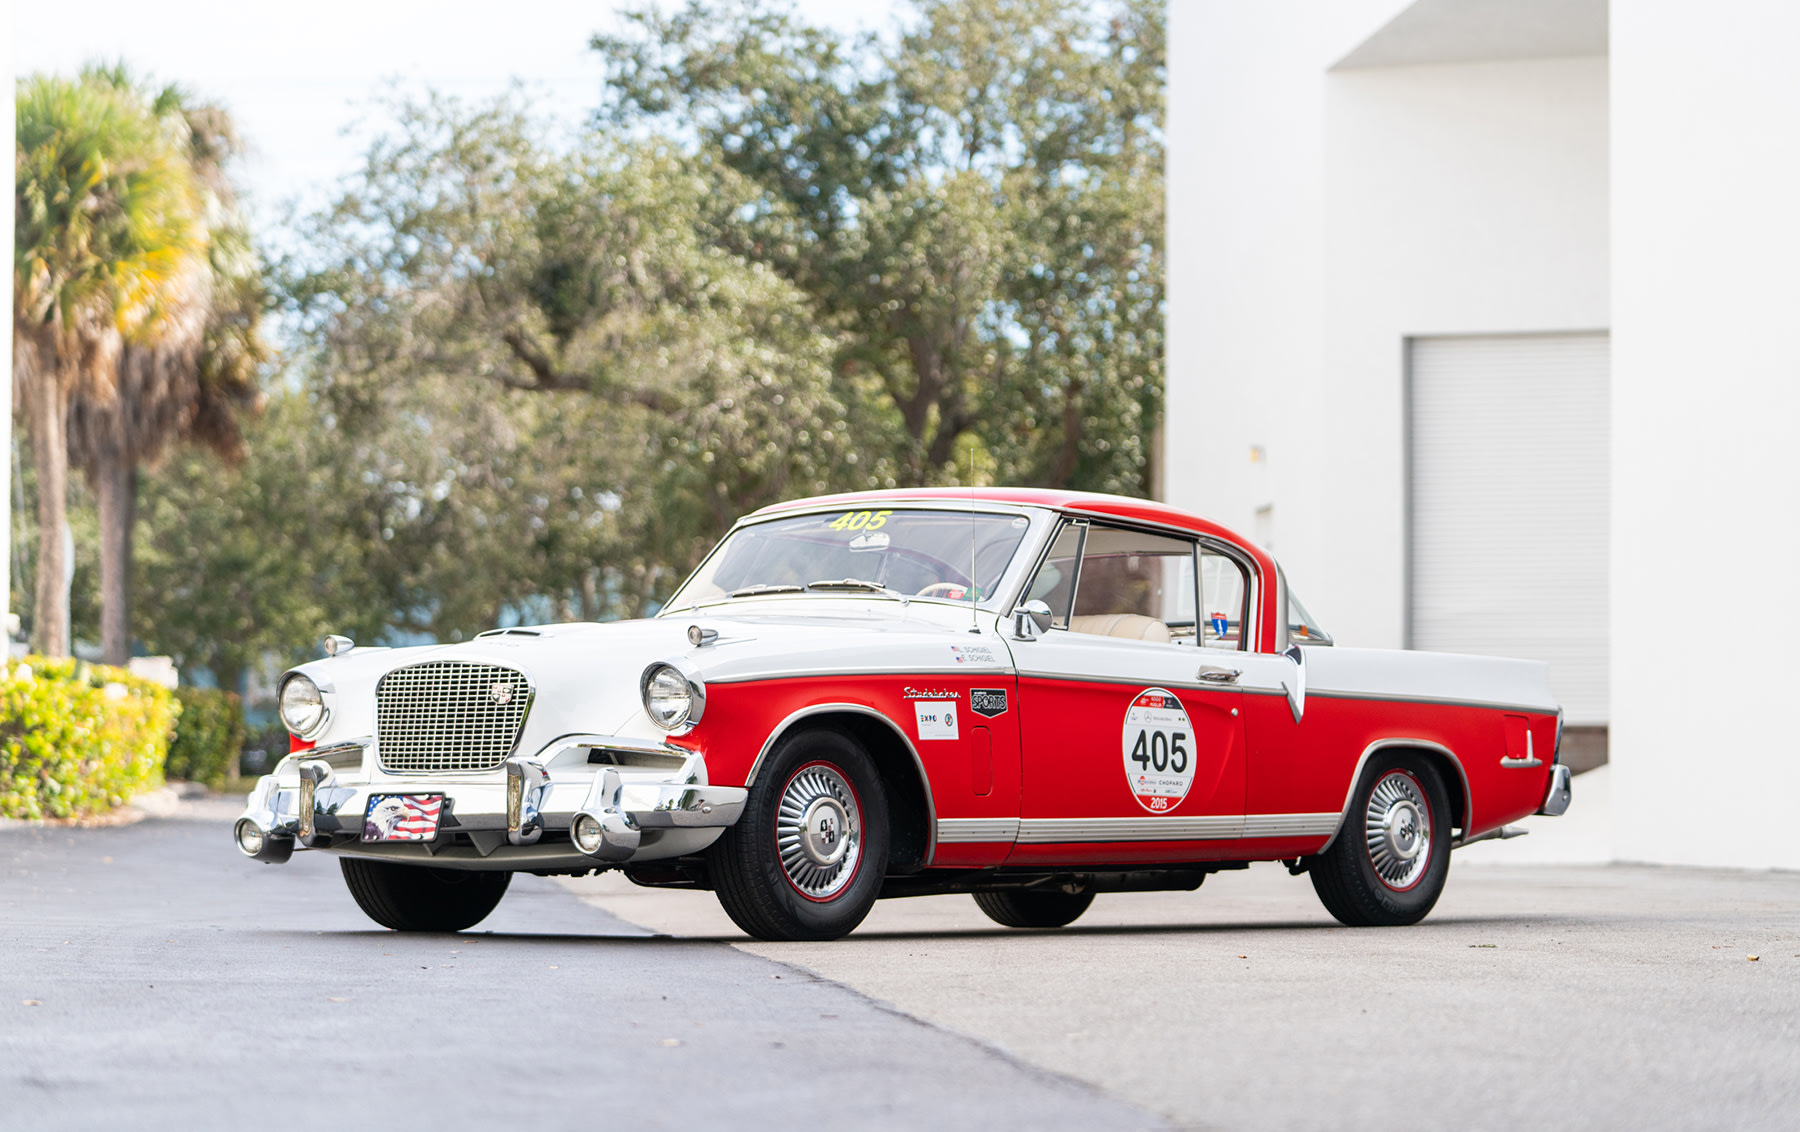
258 912 1585 946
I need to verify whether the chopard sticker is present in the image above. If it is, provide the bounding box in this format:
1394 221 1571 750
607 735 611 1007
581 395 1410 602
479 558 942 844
970 688 1008 717
913 701 960 740
1121 688 1195 814
950 644 997 665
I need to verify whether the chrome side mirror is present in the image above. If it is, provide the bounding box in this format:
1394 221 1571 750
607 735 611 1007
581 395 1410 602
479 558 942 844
1011 600 1053 641
1282 644 1307 723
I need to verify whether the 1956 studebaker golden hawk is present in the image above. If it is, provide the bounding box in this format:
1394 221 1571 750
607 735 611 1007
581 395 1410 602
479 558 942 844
236 488 1572 940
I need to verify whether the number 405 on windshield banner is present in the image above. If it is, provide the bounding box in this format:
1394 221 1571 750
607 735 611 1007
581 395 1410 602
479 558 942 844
1121 688 1196 814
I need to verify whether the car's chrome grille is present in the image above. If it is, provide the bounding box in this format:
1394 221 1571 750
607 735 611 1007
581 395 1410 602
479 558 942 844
376 661 531 774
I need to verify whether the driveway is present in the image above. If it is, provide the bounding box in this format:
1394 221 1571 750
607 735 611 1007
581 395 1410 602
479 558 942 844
5 805 1795 1131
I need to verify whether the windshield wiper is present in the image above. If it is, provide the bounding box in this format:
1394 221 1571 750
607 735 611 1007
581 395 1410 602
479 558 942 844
805 578 894 594
727 583 807 598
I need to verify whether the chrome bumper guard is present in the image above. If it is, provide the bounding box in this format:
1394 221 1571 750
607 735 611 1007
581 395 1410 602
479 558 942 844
234 735 747 868
1537 764 1573 817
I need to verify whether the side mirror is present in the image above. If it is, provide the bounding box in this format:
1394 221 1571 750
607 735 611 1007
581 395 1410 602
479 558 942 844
1011 600 1053 641
1282 644 1307 723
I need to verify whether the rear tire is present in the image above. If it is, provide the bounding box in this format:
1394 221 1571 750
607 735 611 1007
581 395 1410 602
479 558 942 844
340 858 511 931
709 728 889 941
1309 751 1451 927
973 889 1095 929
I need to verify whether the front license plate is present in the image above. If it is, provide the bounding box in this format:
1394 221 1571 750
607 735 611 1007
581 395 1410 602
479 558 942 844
362 794 445 842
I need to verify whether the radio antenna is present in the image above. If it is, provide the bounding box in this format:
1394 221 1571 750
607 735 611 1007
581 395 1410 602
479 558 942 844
969 444 980 634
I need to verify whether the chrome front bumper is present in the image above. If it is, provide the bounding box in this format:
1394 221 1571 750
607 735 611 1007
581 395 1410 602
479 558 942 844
234 734 747 871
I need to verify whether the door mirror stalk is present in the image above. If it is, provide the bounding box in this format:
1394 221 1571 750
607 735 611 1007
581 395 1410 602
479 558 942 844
1011 600 1053 641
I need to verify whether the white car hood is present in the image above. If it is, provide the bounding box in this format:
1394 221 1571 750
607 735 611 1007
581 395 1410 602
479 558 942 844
287 598 1017 757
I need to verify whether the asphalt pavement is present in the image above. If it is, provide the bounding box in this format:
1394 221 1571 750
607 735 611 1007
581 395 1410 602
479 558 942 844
0 813 1162 1132
5 806 1797 1132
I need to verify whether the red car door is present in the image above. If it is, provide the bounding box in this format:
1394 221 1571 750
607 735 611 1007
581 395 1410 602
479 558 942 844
1008 520 1249 866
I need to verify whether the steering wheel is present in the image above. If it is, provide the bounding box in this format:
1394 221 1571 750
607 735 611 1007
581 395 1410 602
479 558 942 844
915 582 971 599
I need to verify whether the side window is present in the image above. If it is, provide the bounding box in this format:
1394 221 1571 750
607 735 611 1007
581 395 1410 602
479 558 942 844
1068 525 1198 645
1199 547 1250 651
1024 522 1085 629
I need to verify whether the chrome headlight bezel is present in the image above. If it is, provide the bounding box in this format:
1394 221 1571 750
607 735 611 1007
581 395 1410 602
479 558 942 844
640 662 705 731
278 673 330 740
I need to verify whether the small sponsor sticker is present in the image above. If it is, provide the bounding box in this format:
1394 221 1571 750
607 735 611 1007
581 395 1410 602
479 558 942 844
1121 688 1197 814
913 701 960 740
970 688 1008 718
1209 613 1230 639
950 644 997 665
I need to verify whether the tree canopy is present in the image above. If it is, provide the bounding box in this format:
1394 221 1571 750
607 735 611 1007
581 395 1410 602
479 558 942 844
17 0 1167 683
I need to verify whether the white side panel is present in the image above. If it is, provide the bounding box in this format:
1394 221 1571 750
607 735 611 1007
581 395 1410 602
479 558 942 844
1408 333 1609 724
1303 646 1556 714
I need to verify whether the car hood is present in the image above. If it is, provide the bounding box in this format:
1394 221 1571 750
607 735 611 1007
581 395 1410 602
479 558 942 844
287 598 1017 757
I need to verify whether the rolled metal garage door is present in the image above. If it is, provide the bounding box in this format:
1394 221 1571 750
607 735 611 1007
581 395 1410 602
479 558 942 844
1408 332 1610 725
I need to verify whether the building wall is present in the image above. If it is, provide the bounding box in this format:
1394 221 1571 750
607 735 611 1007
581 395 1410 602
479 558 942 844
1611 0 1800 868
1322 57 1610 649
1166 3 1609 653
1165 0 1407 620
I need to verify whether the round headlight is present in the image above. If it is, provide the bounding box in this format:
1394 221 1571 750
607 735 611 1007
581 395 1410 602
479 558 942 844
235 819 265 857
573 813 605 855
279 674 326 737
643 665 694 729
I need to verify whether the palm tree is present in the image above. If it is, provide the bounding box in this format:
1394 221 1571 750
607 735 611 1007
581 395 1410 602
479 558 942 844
64 75 266 666
15 74 209 657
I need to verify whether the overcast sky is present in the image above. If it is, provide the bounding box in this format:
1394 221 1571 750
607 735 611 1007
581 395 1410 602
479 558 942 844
12 1 906 235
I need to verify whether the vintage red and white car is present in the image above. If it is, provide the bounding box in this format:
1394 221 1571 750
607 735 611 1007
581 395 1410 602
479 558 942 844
235 488 1572 939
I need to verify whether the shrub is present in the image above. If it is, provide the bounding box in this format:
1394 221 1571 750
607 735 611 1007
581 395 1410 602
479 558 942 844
165 686 246 789
0 657 178 820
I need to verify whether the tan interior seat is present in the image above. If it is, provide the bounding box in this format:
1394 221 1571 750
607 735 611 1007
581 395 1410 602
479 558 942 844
1068 613 1172 643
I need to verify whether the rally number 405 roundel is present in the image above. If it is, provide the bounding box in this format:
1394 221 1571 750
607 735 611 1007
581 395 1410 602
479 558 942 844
1121 688 1195 813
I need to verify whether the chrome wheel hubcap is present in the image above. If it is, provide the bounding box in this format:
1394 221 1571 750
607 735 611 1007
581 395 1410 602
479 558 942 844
777 764 862 899
1365 771 1431 890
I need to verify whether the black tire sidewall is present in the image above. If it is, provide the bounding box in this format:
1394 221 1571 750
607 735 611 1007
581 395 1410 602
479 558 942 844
341 858 511 932
1312 751 1452 927
1349 753 1451 923
713 729 890 941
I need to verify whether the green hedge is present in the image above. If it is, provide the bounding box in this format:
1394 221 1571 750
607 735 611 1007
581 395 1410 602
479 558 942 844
164 686 246 790
0 657 178 820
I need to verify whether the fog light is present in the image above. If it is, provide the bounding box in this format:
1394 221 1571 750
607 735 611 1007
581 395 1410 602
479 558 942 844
573 813 605 855
235 819 265 857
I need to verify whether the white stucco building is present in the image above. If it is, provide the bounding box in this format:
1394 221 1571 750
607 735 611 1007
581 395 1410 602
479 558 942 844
1165 0 1800 869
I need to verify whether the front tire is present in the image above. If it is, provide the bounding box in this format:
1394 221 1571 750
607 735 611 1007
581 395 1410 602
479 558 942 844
340 858 511 931
1309 752 1451 927
709 729 890 941
973 889 1095 929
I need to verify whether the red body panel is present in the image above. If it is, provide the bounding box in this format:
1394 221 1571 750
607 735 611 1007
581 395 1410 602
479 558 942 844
677 489 1560 870
684 674 1556 869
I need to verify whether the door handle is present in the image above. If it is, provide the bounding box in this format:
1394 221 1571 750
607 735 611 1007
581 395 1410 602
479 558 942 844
1197 666 1240 684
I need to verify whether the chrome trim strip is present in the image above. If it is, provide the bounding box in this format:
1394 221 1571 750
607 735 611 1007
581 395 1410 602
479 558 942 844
935 818 1020 843
1011 813 1336 844
1016 816 1243 842
708 663 1014 685
1015 670 1272 692
1498 757 1543 769
1308 688 1557 715
1318 738 1474 854
743 703 939 867
530 732 690 762
1240 812 1342 839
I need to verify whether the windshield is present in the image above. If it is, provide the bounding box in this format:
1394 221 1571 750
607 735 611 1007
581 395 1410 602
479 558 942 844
665 508 1034 611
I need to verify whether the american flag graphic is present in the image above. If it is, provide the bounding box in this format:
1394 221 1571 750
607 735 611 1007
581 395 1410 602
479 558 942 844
363 794 443 842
